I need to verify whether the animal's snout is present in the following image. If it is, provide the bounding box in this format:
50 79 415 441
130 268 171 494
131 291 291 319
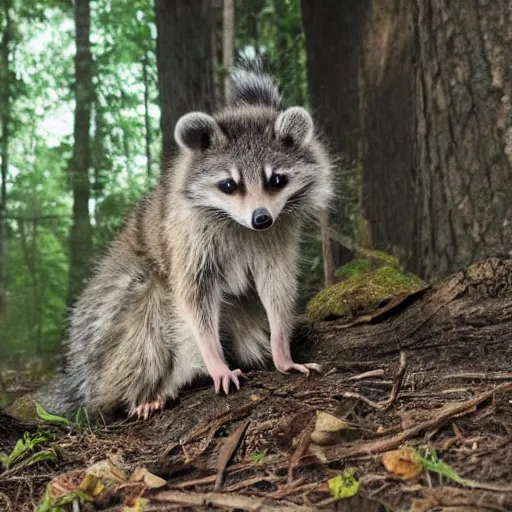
252 208 273 230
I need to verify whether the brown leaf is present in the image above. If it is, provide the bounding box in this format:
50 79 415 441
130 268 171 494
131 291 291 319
310 411 355 445
381 447 422 479
130 467 167 488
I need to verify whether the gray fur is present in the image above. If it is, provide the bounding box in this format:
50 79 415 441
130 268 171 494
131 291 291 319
36 68 333 418
230 68 285 110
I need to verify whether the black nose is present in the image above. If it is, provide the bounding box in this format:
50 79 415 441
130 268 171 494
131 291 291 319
252 208 273 230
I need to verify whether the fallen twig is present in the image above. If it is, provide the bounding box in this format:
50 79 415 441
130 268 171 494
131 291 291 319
214 419 249 491
150 490 312 511
342 351 406 411
180 401 258 461
445 372 512 381
347 369 385 381
409 486 512 512
321 382 512 463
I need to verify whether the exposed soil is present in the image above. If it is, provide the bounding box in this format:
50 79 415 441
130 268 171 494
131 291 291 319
1 256 511 511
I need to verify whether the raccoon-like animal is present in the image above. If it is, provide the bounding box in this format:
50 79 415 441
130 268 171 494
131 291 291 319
36 68 333 419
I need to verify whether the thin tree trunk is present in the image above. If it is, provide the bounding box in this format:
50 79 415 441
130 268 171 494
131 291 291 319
68 0 94 307
155 0 214 164
92 91 106 228
0 0 12 316
222 0 235 103
301 0 367 286
142 50 152 180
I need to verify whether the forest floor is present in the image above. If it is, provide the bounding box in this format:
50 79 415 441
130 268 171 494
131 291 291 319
1 256 511 512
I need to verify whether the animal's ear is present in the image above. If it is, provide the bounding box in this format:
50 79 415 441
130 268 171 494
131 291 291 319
274 107 314 147
174 112 220 151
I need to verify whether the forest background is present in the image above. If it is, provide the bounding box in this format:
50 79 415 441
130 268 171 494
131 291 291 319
0 0 511 401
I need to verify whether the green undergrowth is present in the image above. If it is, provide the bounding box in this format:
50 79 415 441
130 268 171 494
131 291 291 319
307 249 425 322
0 431 57 472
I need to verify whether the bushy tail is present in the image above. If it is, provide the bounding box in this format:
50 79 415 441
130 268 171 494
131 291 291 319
230 60 284 110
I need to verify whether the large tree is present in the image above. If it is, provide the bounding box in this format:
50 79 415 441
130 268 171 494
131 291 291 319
155 0 215 163
413 0 512 279
68 0 94 306
303 0 512 282
359 0 512 280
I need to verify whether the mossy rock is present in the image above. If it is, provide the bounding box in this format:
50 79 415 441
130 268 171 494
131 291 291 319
7 395 43 423
307 261 425 323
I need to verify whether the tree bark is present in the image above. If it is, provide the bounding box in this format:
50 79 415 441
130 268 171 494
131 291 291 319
414 0 512 280
222 0 235 103
359 0 512 281
155 0 214 165
68 0 93 307
142 50 152 180
0 0 12 316
301 0 368 286
358 0 416 268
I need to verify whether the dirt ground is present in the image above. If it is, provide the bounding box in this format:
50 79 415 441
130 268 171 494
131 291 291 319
1 256 511 511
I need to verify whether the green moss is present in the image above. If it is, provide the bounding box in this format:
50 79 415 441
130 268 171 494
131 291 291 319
335 259 372 280
308 263 425 323
7 395 43 423
335 248 401 281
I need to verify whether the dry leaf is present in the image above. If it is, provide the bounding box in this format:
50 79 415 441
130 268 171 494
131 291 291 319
48 470 86 500
382 447 423 479
131 467 167 488
87 456 129 483
310 411 351 445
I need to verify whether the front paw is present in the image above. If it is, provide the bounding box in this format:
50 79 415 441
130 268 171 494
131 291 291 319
208 363 243 395
129 394 165 420
274 360 322 376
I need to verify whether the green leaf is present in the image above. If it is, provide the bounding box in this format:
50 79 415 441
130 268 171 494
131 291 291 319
420 449 465 485
328 469 360 500
35 402 74 426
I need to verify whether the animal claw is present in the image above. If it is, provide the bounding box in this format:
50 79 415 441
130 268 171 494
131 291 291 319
211 367 243 396
275 361 323 376
130 394 165 420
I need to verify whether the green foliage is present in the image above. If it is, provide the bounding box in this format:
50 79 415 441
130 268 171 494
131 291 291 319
328 468 360 500
0 0 160 377
38 487 90 512
235 0 308 106
0 431 56 470
250 449 267 464
35 402 74 426
420 448 465 485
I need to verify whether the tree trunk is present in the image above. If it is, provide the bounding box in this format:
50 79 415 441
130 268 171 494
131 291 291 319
414 0 512 280
222 0 235 103
0 0 12 316
359 0 512 281
155 0 214 164
301 0 367 286
68 0 93 307
358 1 416 268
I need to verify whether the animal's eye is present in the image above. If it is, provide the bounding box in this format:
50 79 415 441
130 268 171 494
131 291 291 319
268 174 288 189
217 178 237 194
